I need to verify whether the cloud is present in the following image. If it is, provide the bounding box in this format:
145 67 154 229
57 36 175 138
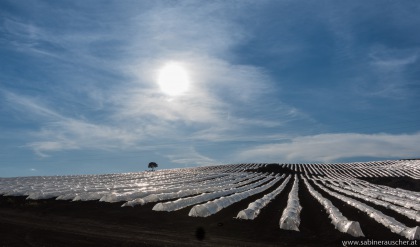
4 91 63 119
129 1 249 57
27 141 78 157
236 132 420 163
160 146 218 167
328 4 420 101
370 51 418 68
3 92 142 156
352 46 420 99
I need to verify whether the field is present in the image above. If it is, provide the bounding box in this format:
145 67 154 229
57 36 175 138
0 160 419 246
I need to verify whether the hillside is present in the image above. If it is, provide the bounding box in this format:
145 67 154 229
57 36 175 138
0 159 419 246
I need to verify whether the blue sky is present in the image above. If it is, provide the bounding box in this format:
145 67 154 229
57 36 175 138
1 0 420 177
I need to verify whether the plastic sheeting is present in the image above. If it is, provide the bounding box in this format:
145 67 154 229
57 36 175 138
56 193 80 200
27 190 71 200
99 191 151 203
372 186 420 203
279 175 301 231
303 178 364 237
0 169 241 202
72 191 109 201
336 184 420 211
322 182 420 223
102 172 242 202
188 175 283 217
153 175 278 212
122 173 264 207
236 175 291 220
312 179 420 240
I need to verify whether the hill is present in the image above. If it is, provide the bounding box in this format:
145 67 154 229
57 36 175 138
0 159 419 246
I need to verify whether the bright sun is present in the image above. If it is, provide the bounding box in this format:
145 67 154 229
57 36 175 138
157 63 190 96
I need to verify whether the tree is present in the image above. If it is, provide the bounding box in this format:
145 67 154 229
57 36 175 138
148 162 158 171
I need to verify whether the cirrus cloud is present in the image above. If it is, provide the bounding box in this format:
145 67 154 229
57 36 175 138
237 132 420 163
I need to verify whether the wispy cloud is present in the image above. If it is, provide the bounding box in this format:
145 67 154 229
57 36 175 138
358 46 420 98
159 146 218 167
27 141 78 157
4 92 141 156
236 132 420 163
370 48 418 68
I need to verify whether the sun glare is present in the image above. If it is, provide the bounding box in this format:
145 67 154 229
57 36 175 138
157 63 190 96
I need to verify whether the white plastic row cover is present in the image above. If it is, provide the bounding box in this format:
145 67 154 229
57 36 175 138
372 185 420 203
303 178 364 237
236 175 291 220
279 175 301 231
88 173 232 202
336 183 420 211
122 173 264 207
153 175 278 212
114 173 255 205
312 180 420 240
1 170 220 200
322 182 420 223
188 175 283 217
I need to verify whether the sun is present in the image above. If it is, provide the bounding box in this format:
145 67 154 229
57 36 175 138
157 63 190 96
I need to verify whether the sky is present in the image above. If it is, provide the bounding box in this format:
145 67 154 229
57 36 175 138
1 0 420 177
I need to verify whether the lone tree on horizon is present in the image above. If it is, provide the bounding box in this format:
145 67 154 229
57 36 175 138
148 162 158 171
